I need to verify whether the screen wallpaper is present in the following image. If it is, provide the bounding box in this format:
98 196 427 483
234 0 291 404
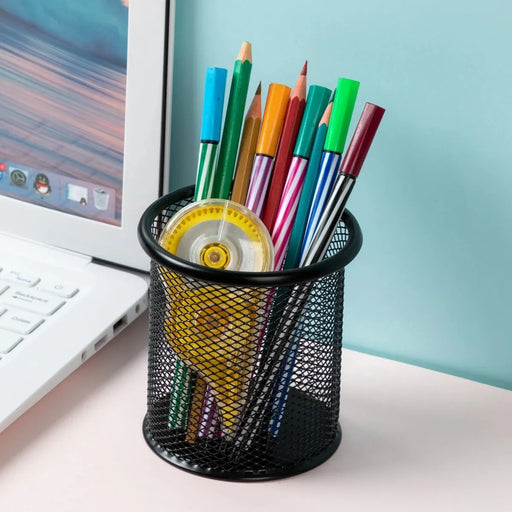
0 0 129 225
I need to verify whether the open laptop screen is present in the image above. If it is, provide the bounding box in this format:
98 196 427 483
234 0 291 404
0 2 129 227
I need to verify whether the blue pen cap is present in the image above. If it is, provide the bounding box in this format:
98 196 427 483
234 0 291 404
200 67 228 142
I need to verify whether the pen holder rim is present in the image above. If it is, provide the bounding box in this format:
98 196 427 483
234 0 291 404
138 184 362 287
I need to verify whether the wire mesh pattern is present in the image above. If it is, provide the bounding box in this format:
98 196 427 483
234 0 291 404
139 186 361 480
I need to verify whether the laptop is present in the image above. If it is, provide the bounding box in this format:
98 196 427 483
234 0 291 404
0 1 175 432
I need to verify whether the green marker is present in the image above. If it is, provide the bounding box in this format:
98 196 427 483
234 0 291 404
324 78 360 153
300 77 360 256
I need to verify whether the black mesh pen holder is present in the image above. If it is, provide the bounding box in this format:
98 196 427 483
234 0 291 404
138 185 362 481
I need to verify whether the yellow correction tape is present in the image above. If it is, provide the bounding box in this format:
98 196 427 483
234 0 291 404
158 199 274 435
158 199 274 272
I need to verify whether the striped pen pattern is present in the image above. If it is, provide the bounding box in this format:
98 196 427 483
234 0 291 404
271 156 309 270
245 154 274 217
300 151 342 256
194 143 217 200
168 364 194 429
301 175 356 267
197 387 220 438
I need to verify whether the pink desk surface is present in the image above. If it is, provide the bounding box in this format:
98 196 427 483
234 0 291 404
1 313 511 511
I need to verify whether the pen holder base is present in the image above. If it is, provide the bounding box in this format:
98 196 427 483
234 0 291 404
138 185 362 481
142 389 342 481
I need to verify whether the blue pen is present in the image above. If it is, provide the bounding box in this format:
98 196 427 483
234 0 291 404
169 67 227 433
194 67 228 200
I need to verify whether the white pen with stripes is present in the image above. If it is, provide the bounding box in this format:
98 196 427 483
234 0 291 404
271 155 309 270
299 151 342 255
245 154 274 217
234 103 386 448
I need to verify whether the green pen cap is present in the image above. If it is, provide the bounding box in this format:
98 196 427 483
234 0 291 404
294 85 332 158
324 78 360 153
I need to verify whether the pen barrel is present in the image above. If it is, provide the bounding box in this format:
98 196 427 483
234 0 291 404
271 156 309 270
194 142 218 201
284 119 330 270
245 154 274 217
301 151 342 257
301 175 356 267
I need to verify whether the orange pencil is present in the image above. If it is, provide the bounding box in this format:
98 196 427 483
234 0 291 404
261 62 307 232
231 83 262 205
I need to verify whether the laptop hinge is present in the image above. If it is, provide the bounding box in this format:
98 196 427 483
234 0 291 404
0 232 92 269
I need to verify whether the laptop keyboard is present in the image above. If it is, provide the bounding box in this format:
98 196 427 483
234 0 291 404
0 266 79 357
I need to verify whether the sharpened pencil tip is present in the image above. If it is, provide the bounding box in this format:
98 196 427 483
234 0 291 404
319 101 333 125
256 82 262 95
238 41 252 62
301 61 308 75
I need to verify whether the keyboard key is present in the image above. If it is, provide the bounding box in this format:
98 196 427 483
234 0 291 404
0 283 8 295
37 280 79 298
2 288 65 316
0 268 40 287
0 308 44 334
0 330 23 354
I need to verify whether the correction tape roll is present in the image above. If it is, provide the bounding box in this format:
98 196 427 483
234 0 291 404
157 199 274 435
158 199 274 272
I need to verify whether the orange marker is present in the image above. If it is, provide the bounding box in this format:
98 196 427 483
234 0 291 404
245 83 290 217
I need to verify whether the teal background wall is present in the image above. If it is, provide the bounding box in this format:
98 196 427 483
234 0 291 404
168 0 512 389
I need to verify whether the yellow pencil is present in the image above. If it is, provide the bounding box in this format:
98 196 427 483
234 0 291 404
231 83 262 205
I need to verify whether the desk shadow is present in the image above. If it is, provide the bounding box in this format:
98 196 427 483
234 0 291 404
0 313 149 471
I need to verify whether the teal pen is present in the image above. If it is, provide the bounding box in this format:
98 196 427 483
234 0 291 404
283 98 332 270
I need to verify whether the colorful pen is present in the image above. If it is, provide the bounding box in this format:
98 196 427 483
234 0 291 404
271 84 331 270
283 99 332 269
302 102 385 265
245 83 290 217
194 67 227 200
300 78 359 257
268 91 331 435
187 67 227 439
